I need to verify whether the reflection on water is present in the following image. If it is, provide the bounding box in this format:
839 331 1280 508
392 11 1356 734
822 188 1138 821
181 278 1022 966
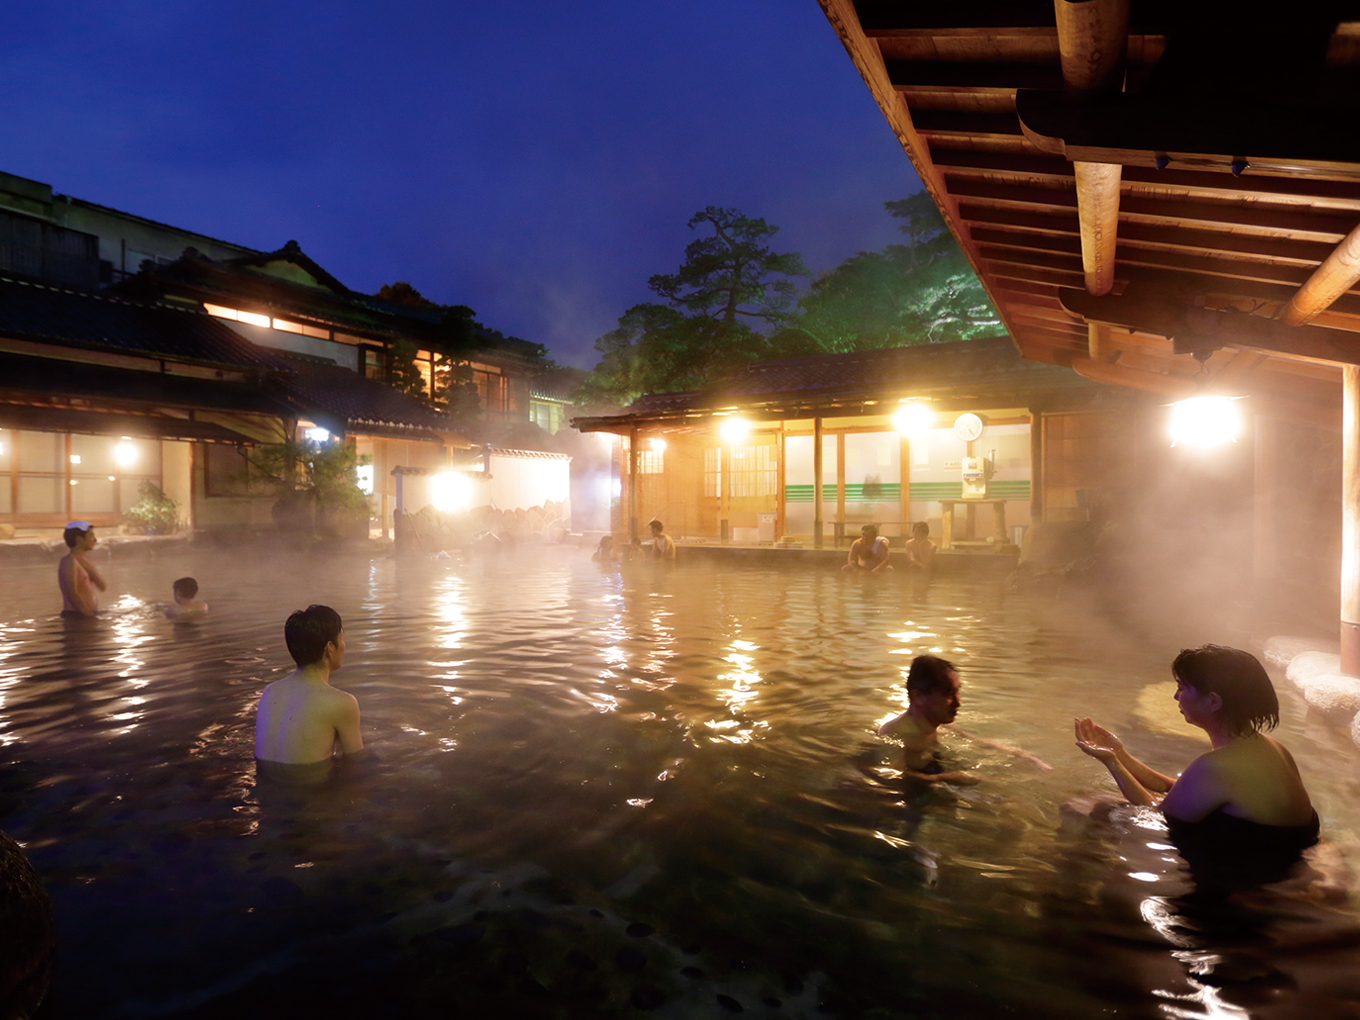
0 549 1356 1018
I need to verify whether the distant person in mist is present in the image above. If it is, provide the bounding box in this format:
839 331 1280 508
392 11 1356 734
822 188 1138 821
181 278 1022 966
592 535 615 564
255 605 365 778
162 576 208 620
1076 645 1317 891
878 655 1051 785
57 521 106 617
648 520 676 561
903 522 936 571
844 523 891 572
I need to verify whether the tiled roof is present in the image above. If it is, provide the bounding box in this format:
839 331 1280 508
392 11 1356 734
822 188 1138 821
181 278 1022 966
271 352 460 439
0 275 292 371
626 338 1080 413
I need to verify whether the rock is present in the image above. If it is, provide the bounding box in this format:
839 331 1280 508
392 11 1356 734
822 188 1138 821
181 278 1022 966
0 523 14 539
1286 651 1360 722
1263 635 1338 670
0 829 55 1020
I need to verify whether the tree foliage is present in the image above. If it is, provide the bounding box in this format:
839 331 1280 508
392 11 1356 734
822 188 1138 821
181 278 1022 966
373 282 495 421
579 207 807 406
782 194 1003 356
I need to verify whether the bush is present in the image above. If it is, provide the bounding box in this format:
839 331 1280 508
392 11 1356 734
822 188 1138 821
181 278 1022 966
125 481 180 535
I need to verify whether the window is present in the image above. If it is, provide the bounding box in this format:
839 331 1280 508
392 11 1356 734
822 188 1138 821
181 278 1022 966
472 363 508 413
204 444 254 497
704 445 776 498
637 449 664 474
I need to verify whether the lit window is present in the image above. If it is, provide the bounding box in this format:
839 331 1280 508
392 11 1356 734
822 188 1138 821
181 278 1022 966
638 450 664 474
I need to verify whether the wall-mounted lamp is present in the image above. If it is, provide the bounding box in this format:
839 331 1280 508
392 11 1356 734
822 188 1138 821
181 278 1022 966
304 427 331 443
114 441 138 468
648 437 667 452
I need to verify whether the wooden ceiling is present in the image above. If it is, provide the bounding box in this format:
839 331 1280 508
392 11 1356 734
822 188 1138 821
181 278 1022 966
818 0 1360 429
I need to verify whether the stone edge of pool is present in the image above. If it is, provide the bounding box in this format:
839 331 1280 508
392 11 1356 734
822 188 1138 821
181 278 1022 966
1263 636 1360 751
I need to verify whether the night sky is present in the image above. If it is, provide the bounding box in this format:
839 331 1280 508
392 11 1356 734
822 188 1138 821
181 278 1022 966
5 1 919 367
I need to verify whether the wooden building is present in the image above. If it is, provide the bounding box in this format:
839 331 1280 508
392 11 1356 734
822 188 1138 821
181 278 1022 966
816 1 1360 667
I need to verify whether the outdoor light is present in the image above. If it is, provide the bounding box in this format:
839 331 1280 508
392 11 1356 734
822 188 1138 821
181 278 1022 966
114 441 138 468
891 403 933 437
648 437 667 452
1168 395 1241 448
429 471 473 512
304 427 331 443
719 417 751 443
356 465 375 496
69 454 81 465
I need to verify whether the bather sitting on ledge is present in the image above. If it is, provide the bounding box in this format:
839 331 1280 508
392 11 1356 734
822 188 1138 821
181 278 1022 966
1076 644 1318 894
255 604 367 782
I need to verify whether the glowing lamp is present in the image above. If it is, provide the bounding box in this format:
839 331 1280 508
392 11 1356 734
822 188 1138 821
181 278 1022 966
1169 396 1241 448
719 417 751 443
356 464 375 496
304 427 331 443
429 471 473 512
891 403 933 437
114 441 138 468
69 454 81 465
648 437 667 452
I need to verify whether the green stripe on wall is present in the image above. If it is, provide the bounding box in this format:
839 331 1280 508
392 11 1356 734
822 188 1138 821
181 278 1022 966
786 481 1030 502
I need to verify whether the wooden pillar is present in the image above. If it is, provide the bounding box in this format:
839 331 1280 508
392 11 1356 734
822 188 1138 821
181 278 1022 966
835 432 846 547
627 426 639 543
1253 415 1278 583
899 433 911 537
720 442 731 544
813 417 824 549
776 426 786 541
1030 411 1044 523
1343 367 1360 677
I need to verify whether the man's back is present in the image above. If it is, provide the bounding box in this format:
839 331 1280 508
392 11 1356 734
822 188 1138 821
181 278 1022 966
255 675 361 765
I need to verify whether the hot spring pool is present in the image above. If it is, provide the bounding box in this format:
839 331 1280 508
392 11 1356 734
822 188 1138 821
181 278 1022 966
2 546 1359 1019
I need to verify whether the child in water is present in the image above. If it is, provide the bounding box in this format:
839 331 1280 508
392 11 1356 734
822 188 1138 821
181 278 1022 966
163 577 208 620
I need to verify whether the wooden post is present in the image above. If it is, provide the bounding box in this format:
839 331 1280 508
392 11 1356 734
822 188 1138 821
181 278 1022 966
1343 367 1360 677
720 441 731 544
776 426 786 542
1030 411 1044 524
1253 415 1278 583
900 433 911 539
813 417 824 549
836 432 846 547
628 426 639 543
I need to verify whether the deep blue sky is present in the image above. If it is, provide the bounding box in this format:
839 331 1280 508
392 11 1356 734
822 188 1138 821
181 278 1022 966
4 1 919 368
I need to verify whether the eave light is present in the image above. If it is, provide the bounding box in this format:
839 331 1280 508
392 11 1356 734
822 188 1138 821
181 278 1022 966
891 402 933 437
719 417 751 443
1169 396 1241 448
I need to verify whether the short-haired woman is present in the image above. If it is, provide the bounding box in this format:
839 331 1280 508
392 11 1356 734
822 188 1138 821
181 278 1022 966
1076 645 1318 891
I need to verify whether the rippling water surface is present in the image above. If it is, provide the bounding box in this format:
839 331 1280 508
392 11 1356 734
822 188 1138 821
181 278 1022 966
2 547 1359 1019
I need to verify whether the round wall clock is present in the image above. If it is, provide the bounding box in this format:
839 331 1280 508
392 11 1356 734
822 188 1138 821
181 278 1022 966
953 413 983 442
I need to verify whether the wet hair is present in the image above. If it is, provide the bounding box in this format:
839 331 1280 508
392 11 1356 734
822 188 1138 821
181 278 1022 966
912 521 930 538
284 605 343 667
861 524 879 538
172 577 198 600
63 525 91 548
907 655 957 698
1171 645 1279 736
648 519 663 532
598 535 613 548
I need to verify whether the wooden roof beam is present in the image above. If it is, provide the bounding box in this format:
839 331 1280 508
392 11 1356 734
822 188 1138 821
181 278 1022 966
1053 0 1128 297
1281 221 1360 325
1060 286 1360 367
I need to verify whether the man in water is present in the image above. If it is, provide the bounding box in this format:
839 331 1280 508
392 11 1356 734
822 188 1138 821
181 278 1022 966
903 521 936 571
57 521 107 617
163 577 208 620
843 523 891 572
878 654 1049 784
255 605 365 778
648 519 676 561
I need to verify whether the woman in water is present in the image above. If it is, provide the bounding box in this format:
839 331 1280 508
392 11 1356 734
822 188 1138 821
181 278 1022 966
1075 644 1318 892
